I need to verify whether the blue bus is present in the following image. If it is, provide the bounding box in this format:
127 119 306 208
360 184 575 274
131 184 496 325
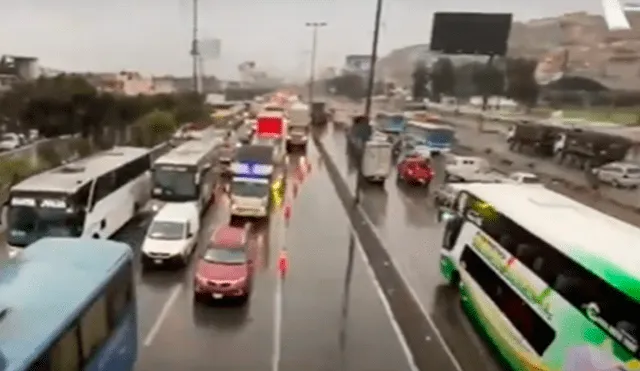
403 120 456 155
0 238 136 371
374 112 406 134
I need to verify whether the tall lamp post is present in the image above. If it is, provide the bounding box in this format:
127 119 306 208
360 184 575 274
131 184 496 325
354 0 384 204
305 22 327 104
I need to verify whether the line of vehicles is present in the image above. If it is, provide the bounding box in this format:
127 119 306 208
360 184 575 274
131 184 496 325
0 130 39 152
506 121 640 188
0 94 315 371
344 108 456 188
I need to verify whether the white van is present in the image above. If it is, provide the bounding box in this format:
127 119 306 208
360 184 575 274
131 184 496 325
141 202 200 267
444 155 489 175
361 139 393 184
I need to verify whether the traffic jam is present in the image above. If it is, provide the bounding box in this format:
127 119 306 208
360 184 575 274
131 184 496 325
0 92 318 371
5 90 640 371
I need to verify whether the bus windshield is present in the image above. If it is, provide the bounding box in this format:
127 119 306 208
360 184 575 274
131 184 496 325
231 180 270 198
6 196 84 247
152 166 198 201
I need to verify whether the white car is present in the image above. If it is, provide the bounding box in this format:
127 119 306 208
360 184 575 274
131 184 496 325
0 133 21 151
444 155 490 179
504 171 542 185
141 202 200 267
593 162 640 188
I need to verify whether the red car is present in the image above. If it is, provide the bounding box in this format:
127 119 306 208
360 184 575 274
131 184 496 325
193 225 254 303
396 155 434 187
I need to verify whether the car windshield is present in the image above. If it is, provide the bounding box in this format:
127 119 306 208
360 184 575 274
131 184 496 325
626 167 640 174
1 134 15 141
232 180 270 198
203 247 247 264
148 221 185 240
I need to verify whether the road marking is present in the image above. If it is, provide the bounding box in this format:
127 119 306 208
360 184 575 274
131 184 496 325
143 285 182 347
356 205 464 371
347 226 419 371
272 275 283 371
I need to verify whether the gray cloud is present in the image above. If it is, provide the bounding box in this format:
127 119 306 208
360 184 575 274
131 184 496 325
0 0 602 78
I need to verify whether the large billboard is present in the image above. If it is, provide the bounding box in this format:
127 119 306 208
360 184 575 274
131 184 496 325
344 55 371 73
430 12 512 56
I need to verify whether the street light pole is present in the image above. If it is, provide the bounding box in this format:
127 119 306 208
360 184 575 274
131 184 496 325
355 0 384 204
305 22 327 104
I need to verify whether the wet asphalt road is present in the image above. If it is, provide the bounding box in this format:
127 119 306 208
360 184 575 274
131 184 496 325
318 124 504 371
109 141 415 371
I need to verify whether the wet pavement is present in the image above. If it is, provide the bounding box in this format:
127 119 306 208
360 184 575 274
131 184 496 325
106 141 417 371
317 123 504 371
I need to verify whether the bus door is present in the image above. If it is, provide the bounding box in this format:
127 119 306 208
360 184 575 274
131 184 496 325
437 191 473 284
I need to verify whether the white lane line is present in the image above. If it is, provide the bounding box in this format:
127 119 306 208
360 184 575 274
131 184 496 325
348 226 419 371
143 285 183 347
357 205 464 371
272 275 283 371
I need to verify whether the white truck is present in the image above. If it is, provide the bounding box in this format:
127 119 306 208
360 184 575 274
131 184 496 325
286 102 310 150
361 139 393 184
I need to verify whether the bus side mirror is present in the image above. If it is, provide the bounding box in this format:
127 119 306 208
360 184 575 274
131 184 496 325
436 207 456 223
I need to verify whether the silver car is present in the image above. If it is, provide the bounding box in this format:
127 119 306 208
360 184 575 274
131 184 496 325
593 162 640 188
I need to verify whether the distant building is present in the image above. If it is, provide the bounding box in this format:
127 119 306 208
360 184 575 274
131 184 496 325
0 55 40 93
84 71 176 95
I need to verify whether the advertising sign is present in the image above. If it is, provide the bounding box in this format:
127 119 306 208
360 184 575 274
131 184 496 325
344 55 371 73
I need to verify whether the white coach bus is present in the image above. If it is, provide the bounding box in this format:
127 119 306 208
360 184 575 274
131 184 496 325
150 137 222 212
4 146 153 250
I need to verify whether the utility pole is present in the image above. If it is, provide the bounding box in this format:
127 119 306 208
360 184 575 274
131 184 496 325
305 22 327 104
190 0 200 93
355 0 383 204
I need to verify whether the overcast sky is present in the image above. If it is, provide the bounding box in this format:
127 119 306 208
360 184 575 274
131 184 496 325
0 0 603 79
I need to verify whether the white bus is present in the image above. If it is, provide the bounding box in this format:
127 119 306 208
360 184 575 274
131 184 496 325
437 183 640 370
5 147 153 249
150 138 221 212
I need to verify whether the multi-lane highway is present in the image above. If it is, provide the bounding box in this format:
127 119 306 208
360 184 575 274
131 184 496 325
110 139 432 371
9 102 640 371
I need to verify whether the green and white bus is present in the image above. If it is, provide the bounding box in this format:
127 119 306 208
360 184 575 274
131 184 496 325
437 183 640 371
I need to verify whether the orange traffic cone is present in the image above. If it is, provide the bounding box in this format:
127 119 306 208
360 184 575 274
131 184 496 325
284 204 292 223
278 250 288 277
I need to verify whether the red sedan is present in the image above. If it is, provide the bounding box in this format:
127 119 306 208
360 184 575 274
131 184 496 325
396 155 434 187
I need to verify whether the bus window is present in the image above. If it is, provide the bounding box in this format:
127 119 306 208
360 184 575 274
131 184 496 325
79 297 109 361
93 173 115 205
461 246 555 354
49 325 81 371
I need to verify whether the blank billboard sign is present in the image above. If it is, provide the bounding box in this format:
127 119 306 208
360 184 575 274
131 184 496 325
430 12 512 56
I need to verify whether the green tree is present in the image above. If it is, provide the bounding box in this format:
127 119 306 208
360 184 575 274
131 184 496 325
505 58 540 110
430 58 455 101
131 110 178 147
472 61 505 109
412 62 429 100
0 157 36 186
326 74 366 100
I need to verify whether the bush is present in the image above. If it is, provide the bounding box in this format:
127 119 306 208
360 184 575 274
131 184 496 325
131 110 178 147
0 157 36 186
35 143 63 169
